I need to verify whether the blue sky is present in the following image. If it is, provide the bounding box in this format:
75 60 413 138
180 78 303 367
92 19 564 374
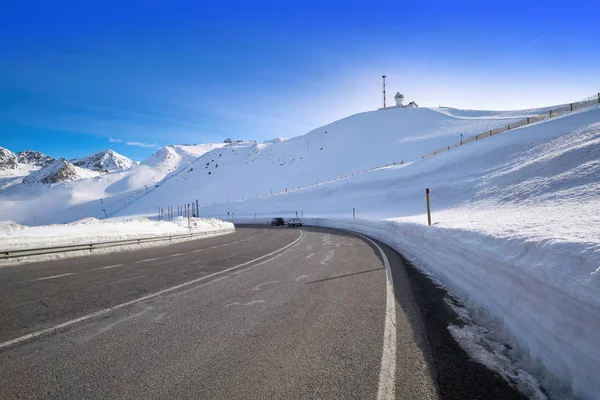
1 0 598 161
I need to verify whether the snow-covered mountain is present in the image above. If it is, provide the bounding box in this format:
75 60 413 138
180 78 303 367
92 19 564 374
0 147 19 170
0 142 228 225
70 149 134 173
23 158 100 185
0 147 55 171
0 147 56 190
17 150 55 168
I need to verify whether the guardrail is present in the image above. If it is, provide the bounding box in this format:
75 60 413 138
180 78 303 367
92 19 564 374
0 228 234 260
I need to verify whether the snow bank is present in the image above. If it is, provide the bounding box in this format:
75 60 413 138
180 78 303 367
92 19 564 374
0 217 234 252
302 217 598 399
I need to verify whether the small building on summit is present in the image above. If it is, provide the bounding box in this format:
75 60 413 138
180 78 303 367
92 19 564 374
394 92 405 107
378 88 418 110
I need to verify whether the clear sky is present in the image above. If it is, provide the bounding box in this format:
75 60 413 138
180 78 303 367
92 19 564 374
1 0 598 161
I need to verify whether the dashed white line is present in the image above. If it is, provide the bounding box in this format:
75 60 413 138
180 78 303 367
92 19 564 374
136 258 160 263
35 273 74 281
167 253 184 258
226 300 266 308
0 230 304 350
100 264 123 270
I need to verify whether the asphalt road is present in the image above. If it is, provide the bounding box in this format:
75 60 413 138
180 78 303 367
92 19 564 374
0 226 525 399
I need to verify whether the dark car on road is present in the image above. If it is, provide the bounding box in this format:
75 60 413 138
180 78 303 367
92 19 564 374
288 218 303 227
271 217 285 226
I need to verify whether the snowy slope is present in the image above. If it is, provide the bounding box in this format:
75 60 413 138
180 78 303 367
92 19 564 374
71 149 134 172
119 107 537 215
0 147 55 172
17 150 55 168
191 105 600 400
0 147 19 170
23 158 101 185
0 143 226 225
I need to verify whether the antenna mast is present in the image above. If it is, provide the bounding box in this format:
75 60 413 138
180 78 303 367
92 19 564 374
382 75 387 108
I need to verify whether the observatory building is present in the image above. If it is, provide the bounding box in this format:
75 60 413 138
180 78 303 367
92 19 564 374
394 92 404 106
378 77 418 109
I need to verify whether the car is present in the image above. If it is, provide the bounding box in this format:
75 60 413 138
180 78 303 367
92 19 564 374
271 217 285 226
288 218 303 227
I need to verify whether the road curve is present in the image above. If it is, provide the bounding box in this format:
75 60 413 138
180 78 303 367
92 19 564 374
0 226 524 399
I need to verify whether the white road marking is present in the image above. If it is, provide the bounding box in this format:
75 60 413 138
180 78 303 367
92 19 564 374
252 280 279 291
35 273 74 281
226 300 266 308
92 264 123 271
295 275 309 282
137 258 160 263
167 253 184 258
0 230 304 350
79 306 153 343
354 233 397 400
320 250 336 265
305 253 315 259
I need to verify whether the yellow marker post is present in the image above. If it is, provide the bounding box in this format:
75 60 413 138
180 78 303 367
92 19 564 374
426 188 432 226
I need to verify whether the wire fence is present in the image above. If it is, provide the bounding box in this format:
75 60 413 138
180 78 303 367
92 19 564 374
422 93 600 159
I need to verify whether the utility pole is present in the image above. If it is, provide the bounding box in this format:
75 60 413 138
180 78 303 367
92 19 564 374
382 75 387 108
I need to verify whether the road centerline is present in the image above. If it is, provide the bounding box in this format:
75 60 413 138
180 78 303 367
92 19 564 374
0 230 304 351
34 273 74 281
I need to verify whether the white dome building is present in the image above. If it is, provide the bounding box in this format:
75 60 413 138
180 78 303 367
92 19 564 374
394 92 404 107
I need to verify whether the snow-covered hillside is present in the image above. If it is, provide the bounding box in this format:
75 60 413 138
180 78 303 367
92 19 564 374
23 158 101 185
71 149 134 172
17 150 55 168
0 147 19 170
0 147 57 191
119 107 550 215
0 143 226 225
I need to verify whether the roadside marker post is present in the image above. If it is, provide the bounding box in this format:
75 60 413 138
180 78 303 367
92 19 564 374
353 207 356 219
426 188 432 226
187 204 191 229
